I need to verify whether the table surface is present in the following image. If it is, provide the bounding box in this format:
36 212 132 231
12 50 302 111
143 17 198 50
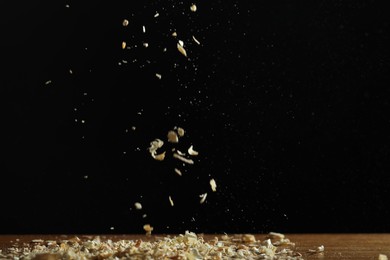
1 233 389 259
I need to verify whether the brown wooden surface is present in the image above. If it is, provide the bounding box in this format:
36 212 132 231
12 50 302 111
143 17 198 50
0 233 389 259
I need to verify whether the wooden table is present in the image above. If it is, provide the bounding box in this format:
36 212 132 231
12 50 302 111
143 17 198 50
1 233 389 259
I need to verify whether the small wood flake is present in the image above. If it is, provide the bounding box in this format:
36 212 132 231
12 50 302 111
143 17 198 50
177 43 187 57
188 145 199 156
379 254 388 260
122 41 126 49
142 26 146 33
134 202 142 210
169 196 174 206
155 73 162 79
199 193 207 204
190 4 197 12
210 179 217 192
122 19 129 26
192 36 201 45
174 168 182 176
173 153 194 164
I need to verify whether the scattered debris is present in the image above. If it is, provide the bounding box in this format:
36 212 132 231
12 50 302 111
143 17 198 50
190 4 197 12
174 168 182 176
188 145 199 156
122 41 126 49
173 153 194 164
169 196 174 206
155 73 162 79
177 43 187 57
122 19 129 26
143 224 154 235
192 35 201 45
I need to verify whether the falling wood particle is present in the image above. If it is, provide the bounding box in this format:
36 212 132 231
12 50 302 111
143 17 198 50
134 202 142 210
188 145 199 156
169 196 174 206
190 4 197 12
122 19 129 26
143 224 153 235
177 43 187 57
174 168 182 176
192 36 201 45
154 12 159 18
172 32 177 37
142 26 146 33
379 254 388 260
173 153 194 164
155 73 162 79
199 193 207 204
210 179 217 192
167 130 179 143
122 41 126 49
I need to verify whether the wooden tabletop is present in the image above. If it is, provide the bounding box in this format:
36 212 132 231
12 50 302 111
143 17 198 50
0 233 389 259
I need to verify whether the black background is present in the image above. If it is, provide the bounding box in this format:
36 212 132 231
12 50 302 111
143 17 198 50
1 0 389 234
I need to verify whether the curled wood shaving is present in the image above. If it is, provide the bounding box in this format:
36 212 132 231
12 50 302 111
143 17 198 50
199 193 207 204
188 145 199 156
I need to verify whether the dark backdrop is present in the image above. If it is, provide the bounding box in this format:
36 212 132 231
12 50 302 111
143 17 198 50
1 0 389 234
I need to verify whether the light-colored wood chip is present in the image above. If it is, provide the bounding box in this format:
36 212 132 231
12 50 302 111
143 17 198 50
143 224 153 235
153 151 166 161
210 179 217 192
173 153 194 164
379 254 388 260
143 42 149 48
134 202 142 210
177 43 187 57
167 130 179 143
122 19 129 26
188 145 199 156
174 168 182 176
199 193 207 204
155 73 162 79
190 4 197 12
122 41 126 49
192 35 201 45
142 26 146 33
172 32 177 37
176 127 185 137
169 196 174 206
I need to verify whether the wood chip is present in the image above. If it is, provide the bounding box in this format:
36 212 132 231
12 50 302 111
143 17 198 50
153 151 166 161
177 43 187 57
210 179 217 192
155 73 162 79
134 202 142 210
379 254 388 260
122 41 126 49
174 168 182 176
167 130 179 143
172 32 177 37
199 193 207 204
122 19 129 26
173 153 194 164
143 224 153 235
169 196 174 206
190 4 197 12
188 145 199 156
176 127 185 137
192 35 201 45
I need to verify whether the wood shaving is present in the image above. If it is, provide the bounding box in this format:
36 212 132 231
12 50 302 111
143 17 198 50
167 130 179 143
379 254 388 260
173 153 194 164
190 4 197 12
153 151 166 161
169 196 174 206
192 35 201 45
134 202 142 210
143 224 153 236
121 41 126 49
176 127 185 137
188 145 199 156
148 138 164 158
122 19 129 26
177 43 187 57
155 73 162 79
154 12 159 18
172 32 177 37
142 26 146 33
210 179 217 192
199 193 207 204
307 245 325 254
143 42 149 48
0 232 304 260
174 168 182 176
